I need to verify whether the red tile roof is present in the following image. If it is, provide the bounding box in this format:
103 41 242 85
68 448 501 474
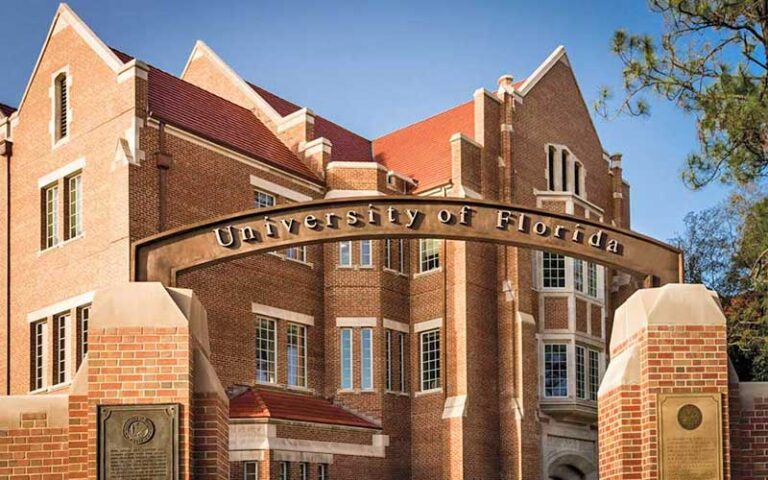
249 83 373 162
111 49 322 184
0 103 16 117
230 388 379 429
372 101 475 192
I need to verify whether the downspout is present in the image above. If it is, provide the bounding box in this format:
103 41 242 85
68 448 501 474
1 133 13 395
155 121 172 232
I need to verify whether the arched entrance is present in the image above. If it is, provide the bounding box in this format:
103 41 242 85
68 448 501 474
547 453 596 480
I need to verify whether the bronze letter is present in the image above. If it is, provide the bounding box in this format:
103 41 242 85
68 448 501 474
213 226 235 247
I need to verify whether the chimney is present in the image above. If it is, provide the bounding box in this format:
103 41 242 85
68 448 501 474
497 74 515 91
609 153 625 228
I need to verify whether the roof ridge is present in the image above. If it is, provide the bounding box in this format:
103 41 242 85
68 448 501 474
373 99 473 141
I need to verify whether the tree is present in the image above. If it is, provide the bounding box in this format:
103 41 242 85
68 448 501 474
596 0 768 189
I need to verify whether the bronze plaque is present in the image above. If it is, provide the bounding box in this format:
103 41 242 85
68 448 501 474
98 404 179 480
658 394 723 480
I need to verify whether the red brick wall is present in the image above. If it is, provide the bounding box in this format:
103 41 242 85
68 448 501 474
730 383 768 480
0 412 69 478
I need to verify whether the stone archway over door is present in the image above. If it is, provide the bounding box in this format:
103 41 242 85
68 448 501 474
548 453 597 480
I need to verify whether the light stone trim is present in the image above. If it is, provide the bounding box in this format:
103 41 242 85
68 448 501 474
442 395 468 419
38 157 85 188
277 108 316 133
299 137 333 155
336 317 377 328
27 290 95 322
413 318 442 333
325 161 416 185
117 59 150 83
273 451 334 464
383 318 409 333
230 450 265 462
249 175 313 203
449 132 482 149
473 87 502 104
252 303 314 326
325 189 383 199
517 45 567 96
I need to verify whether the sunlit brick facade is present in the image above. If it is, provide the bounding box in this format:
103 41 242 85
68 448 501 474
0 5 640 479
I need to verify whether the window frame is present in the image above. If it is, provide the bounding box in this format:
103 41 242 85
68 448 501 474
299 462 308 480
547 145 557 191
255 317 277 384
542 252 566 289
573 258 584 293
318 464 328 480
418 238 440 273
588 349 600 401
77 304 90 369
253 189 276 209
587 262 599 298
42 183 59 250
244 461 259 480
287 323 307 388
65 172 83 240
30 320 45 391
53 71 70 144
339 241 352 267
360 328 374 390
420 329 441 392
279 461 289 480
53 312 68 385
340 328 354 390
575 345 586 400
544 343 568 398
398 239 406 273
360 240 372 267
398 332 406 392
385 330 392 391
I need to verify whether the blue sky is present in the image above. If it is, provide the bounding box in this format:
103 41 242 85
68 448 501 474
0 0 730 241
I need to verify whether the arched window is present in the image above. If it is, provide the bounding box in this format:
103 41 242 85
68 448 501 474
54 73 68 141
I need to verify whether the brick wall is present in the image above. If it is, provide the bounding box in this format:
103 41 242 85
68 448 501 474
730 381 768 479
0 412 69 478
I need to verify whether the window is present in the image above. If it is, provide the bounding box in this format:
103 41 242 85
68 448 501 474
576 346 586 399
587 263 598 298
420 329 441 391
66 173 82 239
544 343 568 398
54 313 68 385
361 328 373 390
253 190 275 209
386 330 392 391
279 462 289 480
340 328 353 389
542 252 566 288
574 259 584 293
589 350 600 401
31 321 45 391
43 184 59 249
547 145 556 190
419 239 440 273
360 240 372 267
399 333 406 392
386 239 406 273
299 462 308 480
255 317 276 383
384 239 392 270
285 246 307 263
398 239 406 273
339 241 352 267
574 162 582 196
561 149 569 191
244 462 258 480
77 305 90 369
318 464 328 480
54 73 68 141
287 323 307 388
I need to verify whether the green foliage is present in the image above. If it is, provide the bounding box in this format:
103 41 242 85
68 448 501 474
596 0 768 188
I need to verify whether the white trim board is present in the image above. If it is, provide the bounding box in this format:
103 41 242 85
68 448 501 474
38 158 85 188
336 317 377 328
414 318 442 333
383 319 409 333
252 303 314 326
249 175 313 203
28 290 95 322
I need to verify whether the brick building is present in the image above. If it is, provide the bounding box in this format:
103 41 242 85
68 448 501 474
0 5 637 479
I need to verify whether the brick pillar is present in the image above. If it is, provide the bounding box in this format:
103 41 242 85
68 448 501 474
598 284 730 480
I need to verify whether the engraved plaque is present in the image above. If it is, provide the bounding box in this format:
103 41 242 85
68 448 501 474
98 404 179 480
658 394 723 480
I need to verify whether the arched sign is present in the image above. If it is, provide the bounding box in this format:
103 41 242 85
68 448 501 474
132 196 683 286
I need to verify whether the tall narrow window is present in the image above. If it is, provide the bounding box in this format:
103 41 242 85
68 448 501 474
30 321 45 391
399 333 406 392
574 162 582 196
318 464 328 480
588 349 600 401
542 252 566 288
299 463 308 480
385 330 392 391
544 343 568 398
561 149 569 191
340 328 353 389
398 239 406 273
77 305 90 369
285 246 307 263
54 73 68 141
587 263 598 297
66 173 83 239
244 462 259 480
279 462 289 480
54 313 68 385
360 240 372 267
339 241 352 267
255 317 276 383
361 328 373 390
253 190 275 209
547 145 556 190
43 184 59 249
420 329 441 391
575 346 586 399
419 239 440 273
287 323 307 388
384 239 393 270
574 259 584 293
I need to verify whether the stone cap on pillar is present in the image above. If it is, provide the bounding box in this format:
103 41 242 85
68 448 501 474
610 283 724 355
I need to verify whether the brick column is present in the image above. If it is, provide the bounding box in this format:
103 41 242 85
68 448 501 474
598 284 730 480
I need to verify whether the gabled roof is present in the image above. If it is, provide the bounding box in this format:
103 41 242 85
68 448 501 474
0 103 16 118
112 49 322 184
248 83 373 162
230 388 379 429
373 101 475 192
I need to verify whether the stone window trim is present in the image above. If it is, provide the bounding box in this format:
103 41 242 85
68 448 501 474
539 336 604 402
543 342 569 398
544 143 587 199
419 328 441 393
418 238 441 274
50 66 72 149
534 253 606 304
243 461 258 480
37 158 87 253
